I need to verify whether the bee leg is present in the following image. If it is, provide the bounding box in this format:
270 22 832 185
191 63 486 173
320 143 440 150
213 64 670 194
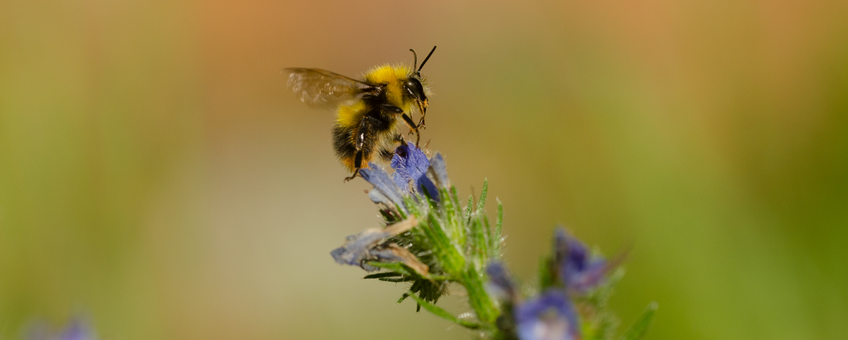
346 116 376 182
344 168 360 182
379 148 395 162
355 120 369 151
381 104 420 147
399 113 420 147
378 134 405 162
344 150 364 182
416 100 427 129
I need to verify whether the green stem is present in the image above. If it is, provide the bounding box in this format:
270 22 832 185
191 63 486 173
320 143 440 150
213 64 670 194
461 267 499 325
405 291 483 330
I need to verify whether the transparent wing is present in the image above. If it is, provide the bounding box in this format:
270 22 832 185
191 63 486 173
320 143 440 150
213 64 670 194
284 68 378 109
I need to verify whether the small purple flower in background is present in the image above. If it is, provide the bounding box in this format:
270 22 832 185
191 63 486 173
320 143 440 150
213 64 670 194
554 227 609 293
391 142 439 200
515 290 580 340
27 318 96 340
486 262 517 302
484 229 629 340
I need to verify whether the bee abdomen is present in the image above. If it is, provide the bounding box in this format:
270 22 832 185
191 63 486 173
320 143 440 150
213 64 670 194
332 124 361 171
332 102 403 171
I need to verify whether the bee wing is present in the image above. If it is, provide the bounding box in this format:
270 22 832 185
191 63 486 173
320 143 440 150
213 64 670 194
284 68 378 109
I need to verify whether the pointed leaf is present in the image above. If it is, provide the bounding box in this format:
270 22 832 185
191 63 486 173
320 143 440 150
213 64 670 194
619 302 658 340
477 179 489 213
465 195 474 224
494 199 504 254
363 272 402 279
366 261 415 277
404 290 483 330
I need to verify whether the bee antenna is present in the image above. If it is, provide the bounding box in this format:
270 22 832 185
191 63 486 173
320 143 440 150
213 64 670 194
410 49 419 73
417 46 437 73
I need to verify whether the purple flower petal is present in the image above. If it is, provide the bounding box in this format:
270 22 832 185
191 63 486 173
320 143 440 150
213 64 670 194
515 290 580 340
429 153 450 188
331 229 390 268
27 319 96 340
330 217 417 271
360 162 407 212
485 262 517 301
554 227 608 293
368 243 429 277
391 143 439 200
57 320 94 340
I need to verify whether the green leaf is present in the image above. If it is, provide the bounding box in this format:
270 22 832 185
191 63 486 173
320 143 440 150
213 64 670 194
465 194 474 224
363 272 402 279
426 274 452 281
408 278 447 306
423 213 449 251
459 267 499 324
467 210 488 266
440 188 456 227
404 290 483 330
449 185 460 203
378 209 395 223
538 256 555 290
449 186 461 217
477 179 489 213
619 302 658 340
402 196 421 217
482 214 491 255
366 262 415 277
493 199 503 254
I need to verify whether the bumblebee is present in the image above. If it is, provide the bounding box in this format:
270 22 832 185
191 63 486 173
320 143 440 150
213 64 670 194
284 47 436 181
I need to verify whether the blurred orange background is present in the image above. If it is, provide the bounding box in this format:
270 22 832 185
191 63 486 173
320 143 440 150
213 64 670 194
1 0 847 339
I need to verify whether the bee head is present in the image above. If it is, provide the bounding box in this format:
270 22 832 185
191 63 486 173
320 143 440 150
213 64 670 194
403 77 428 107
408 46 437 114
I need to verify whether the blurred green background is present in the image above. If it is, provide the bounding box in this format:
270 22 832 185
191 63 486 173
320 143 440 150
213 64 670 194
2 0 847 339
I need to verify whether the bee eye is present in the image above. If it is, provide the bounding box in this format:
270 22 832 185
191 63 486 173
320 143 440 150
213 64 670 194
404 79 425 100
405 83 417 97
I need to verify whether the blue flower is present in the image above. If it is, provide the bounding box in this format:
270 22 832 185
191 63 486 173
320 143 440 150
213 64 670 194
361 143 450 208
360 162 408 212
485 261 517 301
428 153 450 187
515 290 580 340
554 227 608 293
330 217 428 275
28 319 96 340
368 243 429 276
344 144 456 276
330 228 392 268
391 142 439 200
56 321 94 340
